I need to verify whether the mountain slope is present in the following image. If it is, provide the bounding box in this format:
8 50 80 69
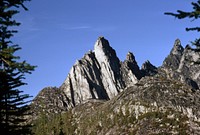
32 75 200 135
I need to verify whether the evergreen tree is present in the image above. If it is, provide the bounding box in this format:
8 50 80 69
0 0 36 134
165 1 200 49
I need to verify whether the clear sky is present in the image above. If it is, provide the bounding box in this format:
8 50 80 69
13 0 199 98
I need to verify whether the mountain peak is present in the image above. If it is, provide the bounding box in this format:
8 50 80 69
94 36 118 63
141 60 157 76
171 39 184 55
95 36 110 50
126 52 136 63
162 39 184 70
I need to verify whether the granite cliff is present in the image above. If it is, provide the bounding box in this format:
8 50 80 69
31 37 147 116
30 37 200 134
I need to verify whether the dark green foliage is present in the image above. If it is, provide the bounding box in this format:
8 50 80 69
165 1 200 48
0 0 35 134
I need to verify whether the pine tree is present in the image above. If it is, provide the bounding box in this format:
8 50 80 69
165 1 200 49
0 0 36 134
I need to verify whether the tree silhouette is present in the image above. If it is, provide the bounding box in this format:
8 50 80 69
165 1 200 48
0 0 36 134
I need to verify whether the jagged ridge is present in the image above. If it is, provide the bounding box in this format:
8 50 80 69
31 37 200 119
58 37 147 108
162 39 200 89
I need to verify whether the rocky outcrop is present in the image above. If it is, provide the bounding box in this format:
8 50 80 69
30 87 71 119
162 39 184 70
141 60 158 76
121 52 141 87
93 37 125 98
162 39 200 89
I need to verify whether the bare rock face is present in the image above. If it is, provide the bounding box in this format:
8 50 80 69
60 50 109 107
162 39 184 70
31 37 144 115
59 37 140 106
162 39 200 89
121 52 141 87
93 37 125 98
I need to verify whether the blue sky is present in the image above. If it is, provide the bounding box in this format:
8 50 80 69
13 0 199 98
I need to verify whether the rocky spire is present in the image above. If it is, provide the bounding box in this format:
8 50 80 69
126 52 136 63
94 36 111 51
94 36 124 98
170 39 184 55
141 60 157 76
162 39 184 70
121 52 141 87
125 52 141 79
59 37 129 107
94 36 119 65
161 39 200 90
